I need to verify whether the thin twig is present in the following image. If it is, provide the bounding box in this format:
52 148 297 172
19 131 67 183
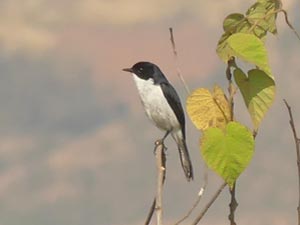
278 9 300 41
191 182 227 225
169 27 191 94
284 99 300 225
168 27 210 224
226 58 238 225
155 140 166 225
174 169 209 225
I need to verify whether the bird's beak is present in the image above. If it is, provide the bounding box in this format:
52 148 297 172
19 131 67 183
122 68 134 73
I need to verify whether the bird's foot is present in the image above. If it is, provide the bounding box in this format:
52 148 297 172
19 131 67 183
153 139 167 155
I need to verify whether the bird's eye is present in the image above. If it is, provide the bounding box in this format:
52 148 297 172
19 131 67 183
139 68 143 71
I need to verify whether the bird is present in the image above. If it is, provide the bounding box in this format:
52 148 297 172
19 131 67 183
123 61 193 181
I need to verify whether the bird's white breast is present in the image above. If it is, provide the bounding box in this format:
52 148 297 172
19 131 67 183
132 75 180 132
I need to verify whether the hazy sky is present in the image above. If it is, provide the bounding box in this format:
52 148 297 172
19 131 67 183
0 1 300 225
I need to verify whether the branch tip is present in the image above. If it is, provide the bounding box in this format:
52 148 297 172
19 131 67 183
284 99 300 225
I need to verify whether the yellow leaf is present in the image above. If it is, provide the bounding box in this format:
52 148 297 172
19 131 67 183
186 85 231 131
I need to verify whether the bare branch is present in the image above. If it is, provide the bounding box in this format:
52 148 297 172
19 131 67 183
144 141 167 225
169 27 191 95
155 140 167 225
174 167 209 225
168 27 211 224
191 182 227 225
283 99 300 225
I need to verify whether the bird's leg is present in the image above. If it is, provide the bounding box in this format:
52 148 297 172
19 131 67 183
161 130 171 143
154 130 171 154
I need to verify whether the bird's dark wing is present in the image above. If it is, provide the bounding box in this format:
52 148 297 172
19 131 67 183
160 82 186 138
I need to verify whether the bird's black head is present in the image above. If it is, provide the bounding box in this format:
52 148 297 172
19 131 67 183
123 61 167 83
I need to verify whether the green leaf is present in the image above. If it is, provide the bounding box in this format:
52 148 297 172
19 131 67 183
186 85 230 131
201 121 254 188
246 3 269 38
234 68 275 130
227 33 272 77
217 18 251 62
223 13 245 33
216 0 280 62
246 0 279 35
216 33 232 63
216 20 251 63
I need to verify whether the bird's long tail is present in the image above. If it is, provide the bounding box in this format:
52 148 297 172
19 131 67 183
172 131 193 181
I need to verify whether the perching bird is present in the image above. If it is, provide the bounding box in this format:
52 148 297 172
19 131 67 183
123 61 193 181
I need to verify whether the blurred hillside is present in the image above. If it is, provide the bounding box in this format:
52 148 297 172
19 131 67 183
0 0 299 225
